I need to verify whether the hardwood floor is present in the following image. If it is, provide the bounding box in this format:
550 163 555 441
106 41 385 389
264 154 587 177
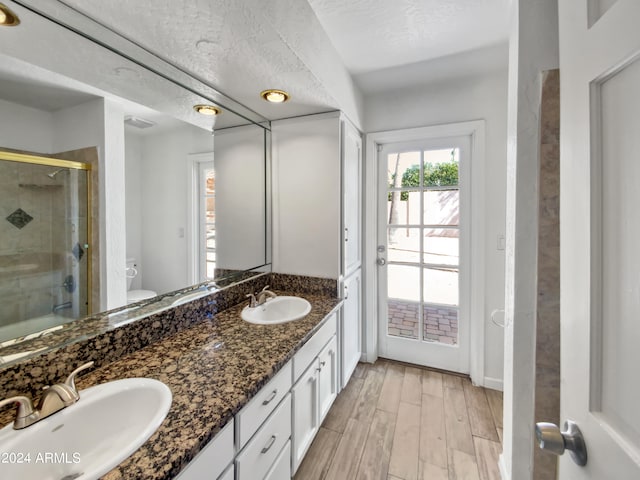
295 359 503 480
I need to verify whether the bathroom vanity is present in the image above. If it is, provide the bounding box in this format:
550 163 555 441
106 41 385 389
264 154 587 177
177 313 338 480
0 274 342 480
96 287 341 479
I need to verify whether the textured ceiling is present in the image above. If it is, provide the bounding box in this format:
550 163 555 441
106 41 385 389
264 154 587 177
54 0 348 121
6 0 510 129
1 1 278 130
0 63 97 112
307 0 510 74
356 42 508 94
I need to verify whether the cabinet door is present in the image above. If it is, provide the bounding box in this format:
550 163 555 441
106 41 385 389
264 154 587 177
342 120 362 276
291 360 319 473
342 269 362 386
317 335 338 422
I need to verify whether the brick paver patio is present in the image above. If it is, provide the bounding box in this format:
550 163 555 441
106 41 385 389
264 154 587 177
387 299 458 344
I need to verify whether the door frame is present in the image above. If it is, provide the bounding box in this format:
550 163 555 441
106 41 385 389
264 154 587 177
186 151 214 285
364 120 486 384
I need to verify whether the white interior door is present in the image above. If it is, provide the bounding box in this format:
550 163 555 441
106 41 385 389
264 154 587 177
377 136 470 373
558 0 640 477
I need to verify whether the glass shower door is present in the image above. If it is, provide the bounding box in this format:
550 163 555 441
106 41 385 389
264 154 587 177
0 153 90 346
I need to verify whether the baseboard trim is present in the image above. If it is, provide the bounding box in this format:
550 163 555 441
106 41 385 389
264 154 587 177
483 376 504 391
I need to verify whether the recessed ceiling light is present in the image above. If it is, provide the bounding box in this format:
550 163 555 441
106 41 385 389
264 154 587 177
194 104 221 116
0 3 20 26
261 89 290 103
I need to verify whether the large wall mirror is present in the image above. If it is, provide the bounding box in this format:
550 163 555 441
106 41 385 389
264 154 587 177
0 1 271 364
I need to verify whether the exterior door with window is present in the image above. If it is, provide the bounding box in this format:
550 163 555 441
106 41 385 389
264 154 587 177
198 161 216 281
377 136 470 373
555 0 640 477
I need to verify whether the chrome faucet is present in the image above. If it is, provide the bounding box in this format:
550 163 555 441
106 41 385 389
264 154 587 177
0 361 94 429
256 285 277 305
245 285 277 308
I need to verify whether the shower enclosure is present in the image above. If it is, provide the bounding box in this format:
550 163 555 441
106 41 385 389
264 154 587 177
0 151 91 345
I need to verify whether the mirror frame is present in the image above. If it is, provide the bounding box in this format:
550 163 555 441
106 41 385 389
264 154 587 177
0 0 273 366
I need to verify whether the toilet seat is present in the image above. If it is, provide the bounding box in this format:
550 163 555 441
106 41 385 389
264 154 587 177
127 289 157 304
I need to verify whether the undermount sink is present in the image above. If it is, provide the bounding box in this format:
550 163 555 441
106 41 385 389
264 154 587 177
242 296 312 324
0 378 172 480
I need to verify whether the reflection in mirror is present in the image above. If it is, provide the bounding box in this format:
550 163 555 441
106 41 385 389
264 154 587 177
0 1 271 363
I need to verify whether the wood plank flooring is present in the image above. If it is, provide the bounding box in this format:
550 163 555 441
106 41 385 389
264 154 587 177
295 359 503 480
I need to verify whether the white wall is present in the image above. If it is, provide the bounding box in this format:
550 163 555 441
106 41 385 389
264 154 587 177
52 98 127 310
0 99 53 153
214 125 267 271
272 113 342 279
125 132 143 290
135 125 212 295
500 1 559 479
364 69 508 386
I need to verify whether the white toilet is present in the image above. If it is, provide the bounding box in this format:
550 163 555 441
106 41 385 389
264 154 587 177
126 258 157 304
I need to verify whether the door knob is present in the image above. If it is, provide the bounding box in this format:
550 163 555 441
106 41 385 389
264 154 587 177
376 257 386 266
535 420 587 466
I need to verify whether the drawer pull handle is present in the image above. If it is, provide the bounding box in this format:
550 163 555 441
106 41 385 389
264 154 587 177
262 389 278 405
261 435 277 454
320 361 326 367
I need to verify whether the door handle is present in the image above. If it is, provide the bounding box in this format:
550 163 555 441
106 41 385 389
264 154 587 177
376 257 386 266
535 420 587 466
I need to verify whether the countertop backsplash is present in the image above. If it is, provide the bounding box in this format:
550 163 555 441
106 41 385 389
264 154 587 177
0 273 335 404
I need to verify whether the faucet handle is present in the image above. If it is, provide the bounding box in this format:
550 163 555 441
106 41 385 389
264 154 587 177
0 396 36 429
246 293 257 308
65 361 95 392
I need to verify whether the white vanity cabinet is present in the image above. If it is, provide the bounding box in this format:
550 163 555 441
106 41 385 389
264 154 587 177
291 315 338 473
341 268 361 388
175 419 235 480
219 465 234 480
177 315 340 480
342 119 362 278
235 393 291 480
291 360 319 472
272 112 363 392
176 362 293 480
317 335 338 421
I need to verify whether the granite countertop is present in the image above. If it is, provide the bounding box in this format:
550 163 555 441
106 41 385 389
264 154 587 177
67 291 342 480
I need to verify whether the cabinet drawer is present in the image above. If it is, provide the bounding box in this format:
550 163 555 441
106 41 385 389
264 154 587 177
236 394 291 480
219 464 234 480
264 441 291 480
293 313 337 381
176 419 234 480
236 361 292 448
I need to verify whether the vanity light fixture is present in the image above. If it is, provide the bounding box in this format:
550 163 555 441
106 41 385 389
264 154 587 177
0 3 20 26
193 104 221 116
260 89 290 103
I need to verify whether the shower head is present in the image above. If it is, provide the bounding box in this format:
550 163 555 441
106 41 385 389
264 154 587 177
46 168 67 179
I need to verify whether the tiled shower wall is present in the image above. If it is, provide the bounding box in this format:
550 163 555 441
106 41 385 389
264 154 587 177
0 161 66 324
0 147 96 333
533 69 560 480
